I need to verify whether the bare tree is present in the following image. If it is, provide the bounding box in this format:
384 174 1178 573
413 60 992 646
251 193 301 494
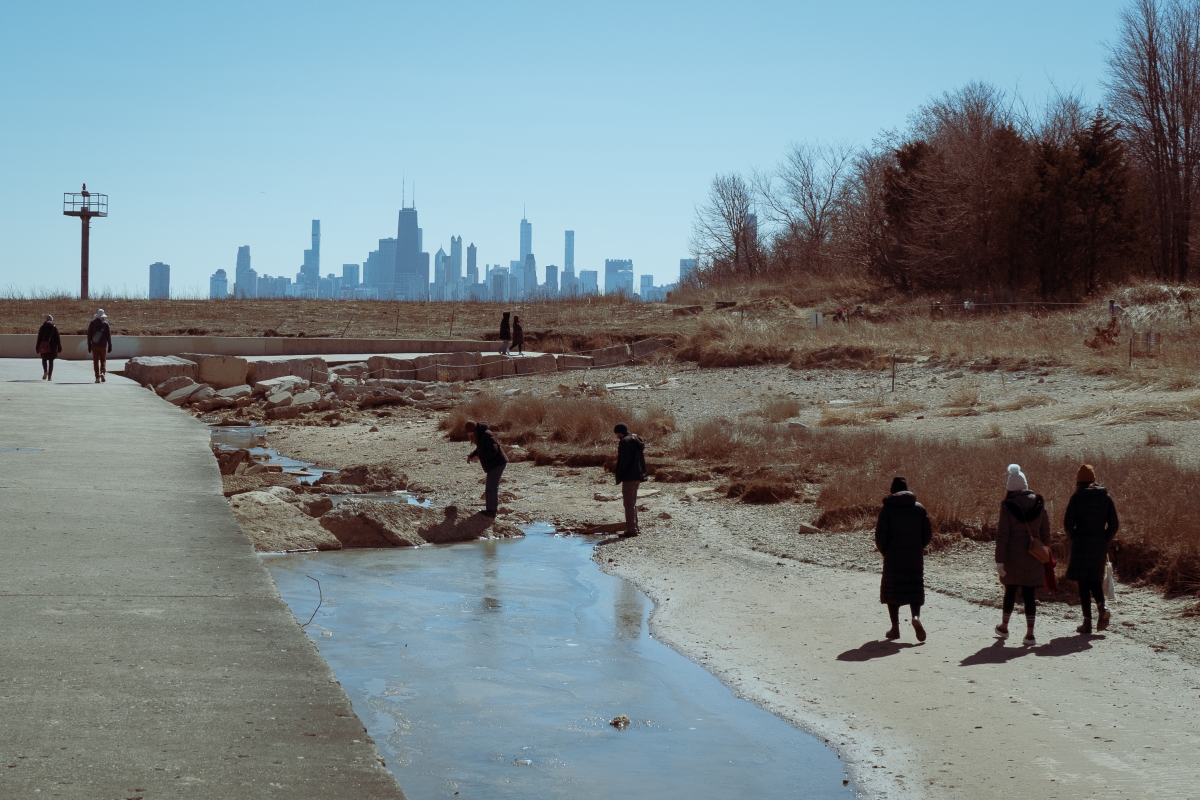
1106 0 1200 282
690 172 760 281
754 142 856 273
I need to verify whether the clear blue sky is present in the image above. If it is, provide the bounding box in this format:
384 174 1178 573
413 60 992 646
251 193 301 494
0 0 1128 297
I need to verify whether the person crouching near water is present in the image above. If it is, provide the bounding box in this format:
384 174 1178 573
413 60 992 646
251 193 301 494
1065 464 1119 635
465 421 507 517
995 464 1051 646
875 476 932 641
36 314 62 380
613 423 648 537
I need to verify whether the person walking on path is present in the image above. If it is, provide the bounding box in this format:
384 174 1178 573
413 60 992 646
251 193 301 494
498 312 511 355
35 314 62 380
1065 464 1120 634
995 464 1052 646
86 309 112 383
465 421 508 517
512 315 525 355
613 423 647 537
874 476 932 641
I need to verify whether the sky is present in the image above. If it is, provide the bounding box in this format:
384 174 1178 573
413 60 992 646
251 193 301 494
0 0 1130 297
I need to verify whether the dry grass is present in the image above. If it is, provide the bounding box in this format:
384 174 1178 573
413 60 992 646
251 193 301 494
756 395 803 423
944 382 982 409
986 393 1055 412
1022 424 1056 446
1146 428 1174 447
982 422 1004 439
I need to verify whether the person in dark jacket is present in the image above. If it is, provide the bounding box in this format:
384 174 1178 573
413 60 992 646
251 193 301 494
613 423 648 537
512 315 524 355
86 309 112 383
994 464 1052 647
1064 464 1120 634
466 420 508 516
875 476 933 641
499 312 511 355
35 314 62 380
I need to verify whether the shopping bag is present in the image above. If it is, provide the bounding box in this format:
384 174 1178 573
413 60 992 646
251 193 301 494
1102 561 1117 602
1043 550 1058 592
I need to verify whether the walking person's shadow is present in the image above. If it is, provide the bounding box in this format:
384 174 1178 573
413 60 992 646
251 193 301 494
960 634 1095 667
837 640 920 662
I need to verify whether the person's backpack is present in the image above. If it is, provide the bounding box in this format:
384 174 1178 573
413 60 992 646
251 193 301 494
90 326 106 346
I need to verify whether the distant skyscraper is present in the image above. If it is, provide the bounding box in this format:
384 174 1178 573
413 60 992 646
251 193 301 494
395 206 429 300
545 264 559 295
234 245 255 298
520 216 532 263
377 238 398 296
342 264 360 287
564 230 574 271
466 243 478 284
604 259 634 295
523 253 537 297
578 269 599 295
302 221 320 284
209 269 228 299
449 236 463 283
490 267 509 302
640 274 653 299
149 262 170 299
434 247 448 286
680 258 698 281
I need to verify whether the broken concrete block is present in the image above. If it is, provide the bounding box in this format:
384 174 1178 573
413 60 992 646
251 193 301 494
330 362 368 379
291 389 321 406
178 353 249 389
514 353 557 375
187 385 217 406
480 354 515 379
632 338 673 359
265 391 293 409
366 355 418 381
286 357 329 383
125 356 198 387
590 344 631 367
165 383 207 406
253 375 310 397
217 384 252 400
556 354 594 371
247 360 292 384
155 375 196 397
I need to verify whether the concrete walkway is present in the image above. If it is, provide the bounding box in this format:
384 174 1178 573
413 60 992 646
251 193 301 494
0 359 406 798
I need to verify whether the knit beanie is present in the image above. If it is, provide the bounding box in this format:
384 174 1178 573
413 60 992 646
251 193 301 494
890 476 908 493
1076 464 1096 483
1005 464 1028 492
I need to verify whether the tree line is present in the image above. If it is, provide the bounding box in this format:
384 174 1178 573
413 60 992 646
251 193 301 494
691 0 1200 299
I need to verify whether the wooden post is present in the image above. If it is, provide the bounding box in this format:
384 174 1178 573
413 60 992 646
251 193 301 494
891 352 896 392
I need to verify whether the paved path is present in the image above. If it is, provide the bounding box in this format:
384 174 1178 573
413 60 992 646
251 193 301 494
0 359 406 798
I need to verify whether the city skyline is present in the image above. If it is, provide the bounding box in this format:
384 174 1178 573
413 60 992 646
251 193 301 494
1 2 1126 295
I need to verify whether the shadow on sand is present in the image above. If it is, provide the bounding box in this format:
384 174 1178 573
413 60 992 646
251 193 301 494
960 634 1099 666
837 640 921 662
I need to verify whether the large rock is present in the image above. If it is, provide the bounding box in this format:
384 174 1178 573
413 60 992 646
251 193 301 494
254 375 310 397
591 344 631 367
247 360 292 384
315 462 408 492
178 353 249 389
228 491 342 552
432 352 481 381
217 384 251 400
125 356 198 387
514 353 557 375
155 375 196 397
366 356 418 381
480 354 515 378
290 388 321 406
286 357 329 382
556 354 594 371
330 363 368 379
264 391 293 409
319 501 440 547
165 382 208 406
417 505 524 544
187 385 217 406
222 473 300 497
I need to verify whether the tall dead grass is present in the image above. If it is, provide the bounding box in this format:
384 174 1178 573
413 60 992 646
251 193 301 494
440 394 675 447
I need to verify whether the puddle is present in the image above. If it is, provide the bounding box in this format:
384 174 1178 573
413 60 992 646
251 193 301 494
265 527 852 799
209 424 334 484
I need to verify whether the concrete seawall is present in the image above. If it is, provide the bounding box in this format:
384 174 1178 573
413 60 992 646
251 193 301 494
0 358 407 798
0 334 497 360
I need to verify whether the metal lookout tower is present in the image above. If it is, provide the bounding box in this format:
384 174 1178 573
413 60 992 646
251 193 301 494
63 184 108 300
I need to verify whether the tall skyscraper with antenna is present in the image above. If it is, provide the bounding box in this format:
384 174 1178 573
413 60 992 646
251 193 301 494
520 213 532 263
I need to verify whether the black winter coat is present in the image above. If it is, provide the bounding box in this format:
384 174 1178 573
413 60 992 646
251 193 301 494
86 318 112 352
1064 485 1119 583
875 491 932 605
468 423 508 472
512 321 524 346
614 434 647 483
36 322 62 356
499 316 511 340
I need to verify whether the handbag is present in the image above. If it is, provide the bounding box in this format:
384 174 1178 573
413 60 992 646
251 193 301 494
1043 550 1058 592
36 340 51 355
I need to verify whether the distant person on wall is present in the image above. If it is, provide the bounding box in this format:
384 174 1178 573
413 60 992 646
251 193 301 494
874 476 932 642
465 420 507 517
851 305 866 321
86 309 112 383
832 308 846 323
35 314 62 380
613 423 648 537
1064 464 1120 635
994 464 1051 646
512 315 524 355
499 312 511 355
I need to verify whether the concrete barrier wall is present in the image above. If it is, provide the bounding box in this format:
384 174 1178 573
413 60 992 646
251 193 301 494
0 335 499 360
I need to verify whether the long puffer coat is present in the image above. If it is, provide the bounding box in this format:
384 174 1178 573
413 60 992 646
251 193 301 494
1064 484 1119 583
875 491 933 605
995 491 1051 587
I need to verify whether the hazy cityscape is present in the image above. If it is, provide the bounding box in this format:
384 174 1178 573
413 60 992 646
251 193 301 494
185 209 693 303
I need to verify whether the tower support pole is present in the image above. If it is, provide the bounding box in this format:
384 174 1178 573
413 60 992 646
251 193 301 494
81 215 91 300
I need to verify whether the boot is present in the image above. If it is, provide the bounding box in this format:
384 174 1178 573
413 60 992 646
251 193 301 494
1097 609 1111 631
912 618 927 642
884 626 900 640
1076 619 1092 635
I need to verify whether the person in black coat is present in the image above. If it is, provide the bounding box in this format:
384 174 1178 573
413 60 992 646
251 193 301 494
86 309 112 383
613 423 648 537
466 421 508 516
35 314 63 380
1064 463 1120 634
499 312 511 355
512 315 524 355
875 476 933 641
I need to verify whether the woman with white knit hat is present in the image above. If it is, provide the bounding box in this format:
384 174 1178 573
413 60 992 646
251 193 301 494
994 464 1051 646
